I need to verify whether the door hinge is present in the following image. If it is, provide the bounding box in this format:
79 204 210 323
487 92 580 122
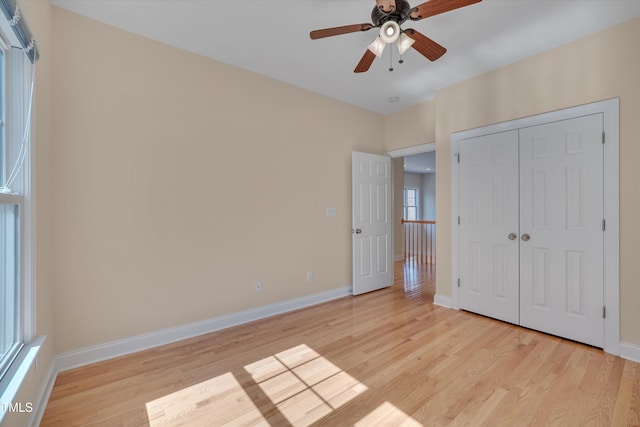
603 219 606 231
602 131 606 144
458 278 461 288
603 306 606 319
458 216 461 225
456 153 460 164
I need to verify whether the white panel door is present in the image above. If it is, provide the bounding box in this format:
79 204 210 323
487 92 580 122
459 131 520 324
519 114 604 347
352 152 393 295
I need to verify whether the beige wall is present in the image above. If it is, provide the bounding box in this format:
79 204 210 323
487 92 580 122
384 99 436 151
385 101 437 262
50 8 384 354
431 17 640 345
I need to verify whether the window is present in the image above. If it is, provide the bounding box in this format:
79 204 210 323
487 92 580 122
403 187 418 220
0 2 39 420
0 203 19 376
0 45 33 383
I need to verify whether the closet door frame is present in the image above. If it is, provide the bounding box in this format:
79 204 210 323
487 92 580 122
450 98 619 356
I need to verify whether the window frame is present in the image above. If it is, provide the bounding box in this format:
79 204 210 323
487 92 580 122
0 200 22 380
0 44 35 390
403 187 419 221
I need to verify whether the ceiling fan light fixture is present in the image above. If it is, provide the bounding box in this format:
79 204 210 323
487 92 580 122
396 32 415 55
379 20 400 44
367 36 386 58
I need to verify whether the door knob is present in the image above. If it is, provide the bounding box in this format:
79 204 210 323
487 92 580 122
521 234 530 241
353 228 362 234
508 233 518 240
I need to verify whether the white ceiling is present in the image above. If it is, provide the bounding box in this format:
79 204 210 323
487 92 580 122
51 0 640 115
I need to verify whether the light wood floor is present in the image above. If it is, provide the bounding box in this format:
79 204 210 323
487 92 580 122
41 260 640 426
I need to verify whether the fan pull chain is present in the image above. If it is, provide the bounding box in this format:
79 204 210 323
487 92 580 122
389 46 394 72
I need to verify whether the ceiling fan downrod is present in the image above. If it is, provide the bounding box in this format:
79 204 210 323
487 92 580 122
389 46 394 71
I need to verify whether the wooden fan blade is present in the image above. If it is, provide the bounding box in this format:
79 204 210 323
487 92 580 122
310 23 374 40
354 49 377 73
404 29 447 61
410 0 482 21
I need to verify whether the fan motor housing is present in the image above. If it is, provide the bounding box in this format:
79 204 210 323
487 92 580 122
371 0 412 26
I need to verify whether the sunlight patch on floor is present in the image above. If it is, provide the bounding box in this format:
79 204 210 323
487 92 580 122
355 401 423 427
144 344 367 427
145 372 268 426
245 344 368 427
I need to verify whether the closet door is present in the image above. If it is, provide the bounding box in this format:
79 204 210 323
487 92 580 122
459 131 520 324
519 114 604 347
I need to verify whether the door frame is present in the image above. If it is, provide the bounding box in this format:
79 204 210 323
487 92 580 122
386 142 436 262
450 98 620 355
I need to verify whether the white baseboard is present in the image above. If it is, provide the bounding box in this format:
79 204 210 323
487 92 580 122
433 294 453 309
620 341 640 364
56 286 352 373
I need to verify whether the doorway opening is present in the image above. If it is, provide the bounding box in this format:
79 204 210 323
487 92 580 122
386 143 437 297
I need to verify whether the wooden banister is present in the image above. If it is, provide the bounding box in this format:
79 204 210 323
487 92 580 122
401 219 436 225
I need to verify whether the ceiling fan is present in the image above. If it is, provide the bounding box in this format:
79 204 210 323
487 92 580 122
310 0 482 73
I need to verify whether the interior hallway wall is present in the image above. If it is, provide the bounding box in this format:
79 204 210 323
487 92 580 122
421 173 435 221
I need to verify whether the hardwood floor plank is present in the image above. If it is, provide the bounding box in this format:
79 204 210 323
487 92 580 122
41 261 640 426
611 365 635 427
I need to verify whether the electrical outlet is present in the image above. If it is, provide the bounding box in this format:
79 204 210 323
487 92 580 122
307 272 313 283
255 281 262 292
